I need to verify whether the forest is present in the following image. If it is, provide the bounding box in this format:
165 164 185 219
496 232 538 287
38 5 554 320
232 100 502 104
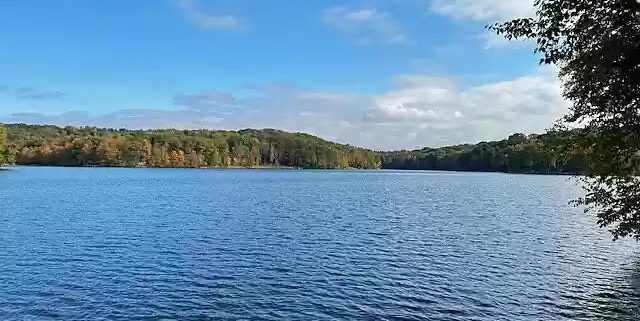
2 123 589 173
0 124 6 165
380 131 589 174
2 124 380 169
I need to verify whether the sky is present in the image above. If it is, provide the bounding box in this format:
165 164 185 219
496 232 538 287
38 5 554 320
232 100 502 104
0 0 569 150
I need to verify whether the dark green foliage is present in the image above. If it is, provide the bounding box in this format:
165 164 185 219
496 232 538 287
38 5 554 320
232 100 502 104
381 130 587 174
490 0 640 239
5 124 381 169
0 124 6 165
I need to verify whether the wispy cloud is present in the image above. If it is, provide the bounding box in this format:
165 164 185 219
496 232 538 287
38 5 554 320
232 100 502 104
16 87 66 100
322 6 408 45
175 0 243 30
430 0 535 50
174 90 236 108
430 0 535 21
7 109 223 130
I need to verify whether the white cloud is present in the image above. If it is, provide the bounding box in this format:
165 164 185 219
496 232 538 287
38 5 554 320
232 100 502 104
431 0 535 21
176 0 242 30
430 0 536 50
322 6 408 45
361 67 567 148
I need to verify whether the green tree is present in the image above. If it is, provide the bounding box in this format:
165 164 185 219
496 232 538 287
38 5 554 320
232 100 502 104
491 0 640 239
0 124 6 164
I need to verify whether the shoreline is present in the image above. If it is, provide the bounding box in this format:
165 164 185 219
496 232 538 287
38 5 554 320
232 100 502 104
3 164 581 176
6 164 302 170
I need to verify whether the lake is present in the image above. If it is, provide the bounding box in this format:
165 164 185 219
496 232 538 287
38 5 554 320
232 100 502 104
0 167 639 320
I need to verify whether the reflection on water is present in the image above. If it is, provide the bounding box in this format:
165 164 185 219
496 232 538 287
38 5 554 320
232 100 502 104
0 167 639 320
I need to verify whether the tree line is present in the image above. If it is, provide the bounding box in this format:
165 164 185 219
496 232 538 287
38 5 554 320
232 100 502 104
0 124 6 165
3 124 380 169
3 123 593 173
380 130 589 174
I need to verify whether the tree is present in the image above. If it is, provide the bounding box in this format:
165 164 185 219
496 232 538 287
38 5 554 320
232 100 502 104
0 124 6 164
232 145 250 166
491 0 640 239
168 150 186 167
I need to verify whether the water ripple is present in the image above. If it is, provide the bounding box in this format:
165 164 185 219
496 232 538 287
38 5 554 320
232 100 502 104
0 167 639 320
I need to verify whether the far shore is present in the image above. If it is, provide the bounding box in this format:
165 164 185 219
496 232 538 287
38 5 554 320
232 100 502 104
4 164 301 170
1 164 582 176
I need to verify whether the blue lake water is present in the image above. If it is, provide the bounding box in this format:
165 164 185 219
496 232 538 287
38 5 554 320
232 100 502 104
1 167 639 320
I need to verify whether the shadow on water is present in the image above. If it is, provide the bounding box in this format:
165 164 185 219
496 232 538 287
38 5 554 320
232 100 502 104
590 256 640 321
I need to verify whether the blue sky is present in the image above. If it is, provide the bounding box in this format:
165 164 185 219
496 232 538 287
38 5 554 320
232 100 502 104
0 0 567 149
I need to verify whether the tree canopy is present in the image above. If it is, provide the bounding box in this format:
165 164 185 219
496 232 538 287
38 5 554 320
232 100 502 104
491 0 640 239
0 124 6 165
4 124 381 169
381 130 588 174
